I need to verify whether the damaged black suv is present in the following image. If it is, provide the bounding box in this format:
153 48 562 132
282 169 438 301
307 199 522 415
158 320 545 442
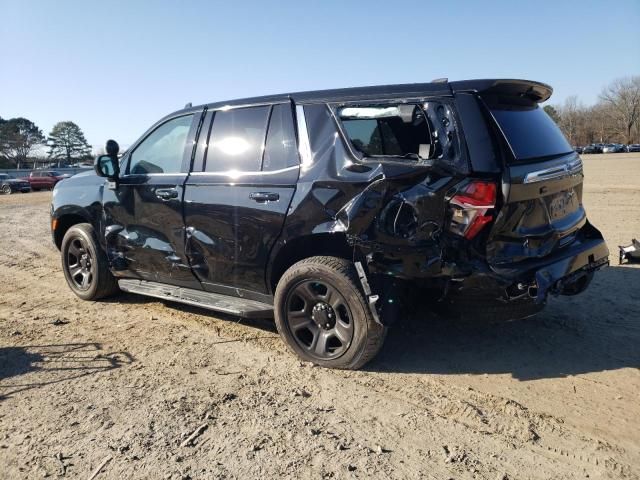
51 79 609 369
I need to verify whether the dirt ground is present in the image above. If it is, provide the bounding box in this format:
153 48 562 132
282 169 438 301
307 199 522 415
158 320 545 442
1 154 639 479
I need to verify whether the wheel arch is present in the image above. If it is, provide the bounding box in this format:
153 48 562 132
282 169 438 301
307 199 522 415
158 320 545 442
268 232 354 294
53 210 94 249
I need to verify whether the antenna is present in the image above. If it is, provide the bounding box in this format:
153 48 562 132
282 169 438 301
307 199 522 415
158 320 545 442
184 102 192 108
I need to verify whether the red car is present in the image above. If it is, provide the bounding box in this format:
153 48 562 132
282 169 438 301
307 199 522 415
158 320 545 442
28 171 65 190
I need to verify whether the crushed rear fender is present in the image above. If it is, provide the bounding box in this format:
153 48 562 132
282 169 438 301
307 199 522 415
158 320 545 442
331 164 458 279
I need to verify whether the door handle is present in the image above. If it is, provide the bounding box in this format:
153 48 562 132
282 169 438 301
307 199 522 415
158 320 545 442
249 192 279 203
155 188 179 200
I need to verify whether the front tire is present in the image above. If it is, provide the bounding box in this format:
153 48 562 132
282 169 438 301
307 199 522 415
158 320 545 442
2 185 12 195
61 223 119 301
274 256 386 370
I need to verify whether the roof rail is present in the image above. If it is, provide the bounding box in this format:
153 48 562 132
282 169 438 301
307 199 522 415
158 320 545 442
431 77 448 83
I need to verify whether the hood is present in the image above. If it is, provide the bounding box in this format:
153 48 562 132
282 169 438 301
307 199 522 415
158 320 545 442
53 169 104 192
69 170 96 179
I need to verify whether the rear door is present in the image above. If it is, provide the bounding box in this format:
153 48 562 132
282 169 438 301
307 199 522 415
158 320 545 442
481 97 586 265
183 102 299 297
102 112 203 289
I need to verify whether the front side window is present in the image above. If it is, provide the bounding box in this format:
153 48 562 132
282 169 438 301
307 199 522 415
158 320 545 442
129 115 193 174
205 106 270 172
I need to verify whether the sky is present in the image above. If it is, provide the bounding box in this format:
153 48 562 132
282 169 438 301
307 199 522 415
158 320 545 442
1 0 639 152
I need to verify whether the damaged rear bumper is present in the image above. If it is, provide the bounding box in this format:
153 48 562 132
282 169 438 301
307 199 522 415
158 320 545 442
490 223 609 304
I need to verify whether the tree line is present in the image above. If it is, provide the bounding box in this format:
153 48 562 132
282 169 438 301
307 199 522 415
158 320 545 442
0 119 92 169
544 76 640 146
2 75 638 169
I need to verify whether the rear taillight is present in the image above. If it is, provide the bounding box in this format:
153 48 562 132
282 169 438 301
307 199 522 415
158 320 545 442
448 180 497 240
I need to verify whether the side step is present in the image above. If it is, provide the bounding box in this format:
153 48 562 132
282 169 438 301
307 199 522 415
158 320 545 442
118 279 274 318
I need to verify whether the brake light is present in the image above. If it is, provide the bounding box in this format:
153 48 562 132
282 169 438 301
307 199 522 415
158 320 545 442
449 181 497 239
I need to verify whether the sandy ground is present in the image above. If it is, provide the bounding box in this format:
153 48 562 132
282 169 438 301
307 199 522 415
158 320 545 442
0 154 639 479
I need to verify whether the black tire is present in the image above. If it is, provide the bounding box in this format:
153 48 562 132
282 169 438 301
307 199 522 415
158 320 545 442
274 256 387 370
61 223 119 301
2 185 12 195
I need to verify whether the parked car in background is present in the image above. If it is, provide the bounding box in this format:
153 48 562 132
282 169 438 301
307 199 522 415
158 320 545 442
28 171 65 190
0 173 31 194
573 145 583 154
627 144 640 152
582 144 602 154
602 144 626 153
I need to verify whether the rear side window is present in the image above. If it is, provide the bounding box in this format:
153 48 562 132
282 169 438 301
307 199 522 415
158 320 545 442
206 106 270 172
337 102 463 169
262 104 298 170
489 104 572 160
339 105 429 159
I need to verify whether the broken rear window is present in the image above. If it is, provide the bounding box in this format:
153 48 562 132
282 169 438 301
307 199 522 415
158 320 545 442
337 102 463 169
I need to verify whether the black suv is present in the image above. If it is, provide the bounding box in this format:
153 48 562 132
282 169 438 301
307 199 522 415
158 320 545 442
51 79 609 369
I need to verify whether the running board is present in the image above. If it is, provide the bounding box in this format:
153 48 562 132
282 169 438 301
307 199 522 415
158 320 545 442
118 279 274 318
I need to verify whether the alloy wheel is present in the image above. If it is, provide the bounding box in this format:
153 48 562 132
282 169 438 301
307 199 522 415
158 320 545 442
66 237 94 291
285 280 354 360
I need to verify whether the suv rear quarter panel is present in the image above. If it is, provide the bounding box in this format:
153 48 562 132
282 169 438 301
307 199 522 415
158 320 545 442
268 102 465 291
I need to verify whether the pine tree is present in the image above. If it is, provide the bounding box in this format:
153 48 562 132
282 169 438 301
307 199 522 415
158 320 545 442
47 121 92 165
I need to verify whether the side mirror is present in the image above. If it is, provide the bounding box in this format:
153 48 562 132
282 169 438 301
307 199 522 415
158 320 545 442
94 155 119 178
94 140 120 179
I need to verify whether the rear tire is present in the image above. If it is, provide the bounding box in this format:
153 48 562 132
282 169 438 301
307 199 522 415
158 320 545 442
274 256 386 370
61 223 119 301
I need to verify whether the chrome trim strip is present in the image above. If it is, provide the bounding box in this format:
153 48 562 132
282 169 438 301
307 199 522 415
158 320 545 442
523 158 582 184
295 105 313 169
120 173 188 178
210 100 290 112
188 166 299 177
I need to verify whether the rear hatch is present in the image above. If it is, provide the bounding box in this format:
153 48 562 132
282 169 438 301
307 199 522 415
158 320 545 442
481 93 586 265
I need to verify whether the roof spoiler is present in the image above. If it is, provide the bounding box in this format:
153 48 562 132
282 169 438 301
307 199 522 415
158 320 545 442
450 79 553 103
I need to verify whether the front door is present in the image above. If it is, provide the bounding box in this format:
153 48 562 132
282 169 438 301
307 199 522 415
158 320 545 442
103 112 203 289
183 103 299 297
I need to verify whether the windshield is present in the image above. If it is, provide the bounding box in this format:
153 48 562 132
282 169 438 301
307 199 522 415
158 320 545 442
490 104 573 160
0 174 14 180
